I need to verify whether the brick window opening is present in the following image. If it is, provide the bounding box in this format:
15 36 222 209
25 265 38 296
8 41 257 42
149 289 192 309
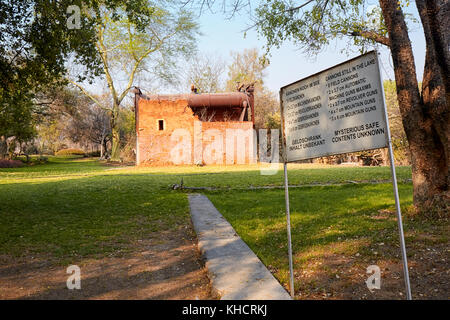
158 120 165 131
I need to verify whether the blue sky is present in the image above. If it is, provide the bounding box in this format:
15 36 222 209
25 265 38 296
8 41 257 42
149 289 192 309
85 2 427 98
194 3 426 94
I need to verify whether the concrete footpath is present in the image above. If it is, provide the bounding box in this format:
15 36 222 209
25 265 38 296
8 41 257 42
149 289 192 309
188 194 292 300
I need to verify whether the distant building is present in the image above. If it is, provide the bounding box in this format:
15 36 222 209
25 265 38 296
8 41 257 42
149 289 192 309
133 85 257 165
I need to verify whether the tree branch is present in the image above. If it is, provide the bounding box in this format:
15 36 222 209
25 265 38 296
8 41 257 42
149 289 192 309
349 30 390 47
289 0 315 12
96 24 119 106
243 0 315 33
117 31 174 104
67 79 111 112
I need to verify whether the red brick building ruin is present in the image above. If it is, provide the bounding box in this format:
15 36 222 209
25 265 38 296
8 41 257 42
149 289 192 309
133 85 257 165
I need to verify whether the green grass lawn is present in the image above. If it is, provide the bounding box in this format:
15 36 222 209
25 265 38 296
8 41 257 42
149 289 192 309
141 163 412 188
1 156 446 299
203 181 448 299
0 158 191 263
0 158 414 261
205 185 412 282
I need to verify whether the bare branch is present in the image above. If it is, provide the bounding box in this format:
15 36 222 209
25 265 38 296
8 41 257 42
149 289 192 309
67 79 111 112
350 30 390 46
243 0 315 33
289 0 315 12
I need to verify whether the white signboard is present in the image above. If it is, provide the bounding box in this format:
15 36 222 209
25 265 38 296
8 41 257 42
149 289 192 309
281 51 388 162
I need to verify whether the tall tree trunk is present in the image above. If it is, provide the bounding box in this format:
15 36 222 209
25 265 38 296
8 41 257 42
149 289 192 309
415 0 450 215
103 137 109 159
379 0 449 216
0 136 6 159
100 137 104 159
110 103 120 161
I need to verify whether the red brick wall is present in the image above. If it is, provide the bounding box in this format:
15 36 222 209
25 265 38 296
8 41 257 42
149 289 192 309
137 98 195 165
136 98 256 165
201 121 256 165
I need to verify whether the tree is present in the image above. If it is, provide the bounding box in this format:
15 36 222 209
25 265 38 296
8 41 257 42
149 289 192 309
69 3 199 160
66 100 112 158
226 48 268 91
116 106 136 161
0 0 160 157
183 52 226 93
254 87 280 129
33 86 107 155
226 48 279 129
0 0 102 92
192 0 449 215
0 90 35 158
36 120 66 155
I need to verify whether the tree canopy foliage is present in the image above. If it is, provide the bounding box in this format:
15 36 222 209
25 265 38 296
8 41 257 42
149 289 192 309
0 0 164 156
253 0 393 54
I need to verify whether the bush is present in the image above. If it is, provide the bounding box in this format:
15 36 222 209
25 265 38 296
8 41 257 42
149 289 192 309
55 148 85 156
0 159 24 168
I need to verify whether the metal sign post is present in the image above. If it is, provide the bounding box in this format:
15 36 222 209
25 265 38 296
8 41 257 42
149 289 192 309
377 54 412 300
283 162 295 297
280 91 295 298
